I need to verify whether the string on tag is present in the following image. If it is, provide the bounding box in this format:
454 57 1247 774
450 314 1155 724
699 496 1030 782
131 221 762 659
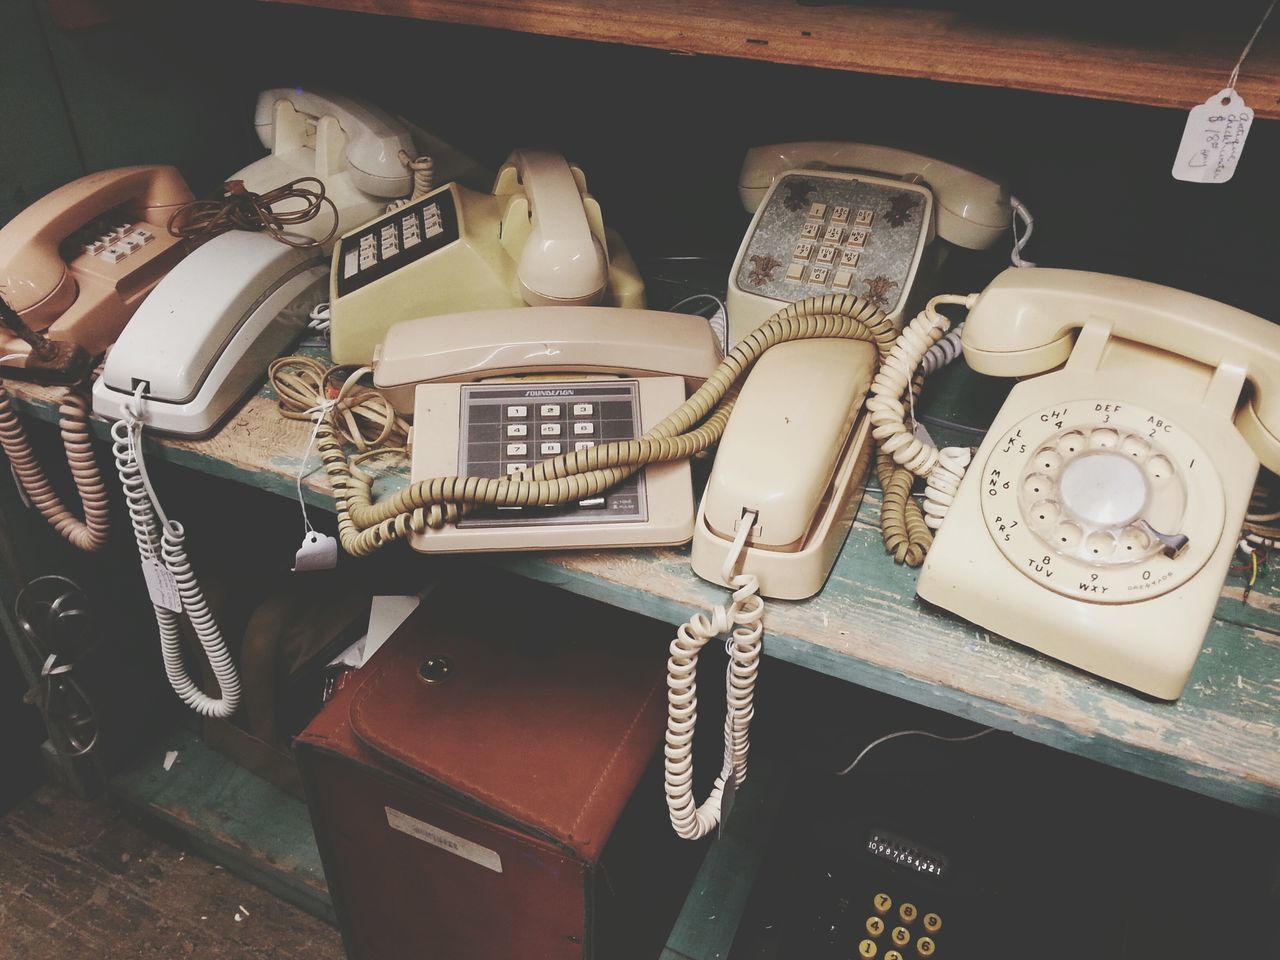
296 397 337 535
1228 0 1277 92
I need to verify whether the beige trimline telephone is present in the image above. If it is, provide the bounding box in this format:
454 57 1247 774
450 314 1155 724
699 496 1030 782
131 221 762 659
277 291 899 841
870 266 1279 700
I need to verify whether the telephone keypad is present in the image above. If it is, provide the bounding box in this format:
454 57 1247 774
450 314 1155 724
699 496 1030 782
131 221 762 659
737 172 929 315
335 191 458 295
458 380 648 528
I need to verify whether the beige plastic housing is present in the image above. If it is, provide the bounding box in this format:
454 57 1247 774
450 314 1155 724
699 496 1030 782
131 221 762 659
328 152 645 364
918 268 1272 699
373 307 721 415
692 338 877 599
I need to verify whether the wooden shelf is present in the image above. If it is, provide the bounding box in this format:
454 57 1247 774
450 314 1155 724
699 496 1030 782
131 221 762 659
262 0 1280 118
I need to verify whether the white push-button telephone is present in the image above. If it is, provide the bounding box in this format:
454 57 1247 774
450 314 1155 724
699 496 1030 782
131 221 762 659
912 267 1280 699
327 149 646 364
728 142 1012 339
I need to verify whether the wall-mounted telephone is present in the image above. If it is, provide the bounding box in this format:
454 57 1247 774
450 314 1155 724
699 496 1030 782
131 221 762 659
0 165 194 552
916 267 1279 699
368 306 721 552
728 142 1011 340
327 149 646 364
231 88 418 251
0 165 194 374
93 229 326 436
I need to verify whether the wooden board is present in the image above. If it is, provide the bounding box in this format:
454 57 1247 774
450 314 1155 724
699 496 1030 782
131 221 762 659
0 779 341 958
260 0 1280 119
5 369 1278 815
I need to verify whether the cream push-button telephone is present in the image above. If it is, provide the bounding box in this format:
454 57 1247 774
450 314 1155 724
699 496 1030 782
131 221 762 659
327 149 646 364
728 143 1011 340
371 307 721 552
916 267 1280 699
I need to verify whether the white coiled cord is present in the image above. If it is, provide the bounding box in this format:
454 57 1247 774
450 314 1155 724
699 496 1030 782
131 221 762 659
867 293 980 530
665 514 763 840
386 151 436 212
111 394 240 718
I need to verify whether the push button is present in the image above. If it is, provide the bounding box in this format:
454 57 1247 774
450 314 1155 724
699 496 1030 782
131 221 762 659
823 224 844 244
785 262 805 281
793 241 814 261
885 952 903 960
799 222 821 240
807 266 829 284
840 248 861 267
899 903 917 925
807 202 827 220
915 937 935 957
506 405 528 418
540 441 562 455
506 463 528 475
857 939 878 958
540 423 562 436
573 422 594 436
922 913 941 934
506 424 527 438
816 245 836 264
890 927 910 947
539 404 561 417
865 916 885 938
572 403 593 416
847 229 869 248
833 268 854 290
831 205 850 223
855 208 875 227
506 443 528 457
872 894 892 915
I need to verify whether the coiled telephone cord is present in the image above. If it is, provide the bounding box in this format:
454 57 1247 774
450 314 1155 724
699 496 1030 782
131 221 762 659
666 517 763 840
876 450 932 566
866 294 980 554
290 294 898 557
111 407 240 718
268 355 408 453
0 384 109 552
386 151 436 212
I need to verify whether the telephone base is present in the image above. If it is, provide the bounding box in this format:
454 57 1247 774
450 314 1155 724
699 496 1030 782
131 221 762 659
691 417 873 600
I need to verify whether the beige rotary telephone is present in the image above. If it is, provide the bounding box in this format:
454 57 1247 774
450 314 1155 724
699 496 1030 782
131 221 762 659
728 142 1012 340
326 149 646 364
913 267 1280 699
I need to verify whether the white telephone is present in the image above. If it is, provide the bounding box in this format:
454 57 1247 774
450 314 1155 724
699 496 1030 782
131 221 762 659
890 267 1280 699
231 88 418 251
93 230 326 435
326 149 646 364
728 142 1011 338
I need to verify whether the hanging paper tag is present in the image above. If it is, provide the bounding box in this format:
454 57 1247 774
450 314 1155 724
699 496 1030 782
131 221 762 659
11 464 33 509
141 559 182 613
1172 88 1253 183
293 530 338 571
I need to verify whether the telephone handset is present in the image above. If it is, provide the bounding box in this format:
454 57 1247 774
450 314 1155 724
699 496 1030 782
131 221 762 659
370 306 721 552
916 267 1279 698
232 87 417 251
327 149 646 364
0 165 194 373
727 142 1011 339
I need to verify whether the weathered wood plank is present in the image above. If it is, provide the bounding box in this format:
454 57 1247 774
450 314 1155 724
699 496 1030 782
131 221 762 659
259 0 1280 119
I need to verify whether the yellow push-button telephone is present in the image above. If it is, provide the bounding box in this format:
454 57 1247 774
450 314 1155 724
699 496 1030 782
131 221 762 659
893 268 1280 699
728 142 1012 339
326 149 646 364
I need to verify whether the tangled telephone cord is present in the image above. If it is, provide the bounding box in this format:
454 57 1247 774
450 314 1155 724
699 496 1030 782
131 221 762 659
292 294 897 557
0 383 109 551
111 388 240 718
386 151 435 212
865 294 980 562
166 176 338 249
666 515 763 840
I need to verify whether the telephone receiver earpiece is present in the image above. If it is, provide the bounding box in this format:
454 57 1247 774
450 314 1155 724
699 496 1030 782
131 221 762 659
961 267 1280 474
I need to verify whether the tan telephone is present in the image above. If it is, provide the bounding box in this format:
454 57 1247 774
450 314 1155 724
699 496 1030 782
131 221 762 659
0 165 194 552
906 267 1280 699
368 307 720 552
728 142 1011 339
327 149 646 364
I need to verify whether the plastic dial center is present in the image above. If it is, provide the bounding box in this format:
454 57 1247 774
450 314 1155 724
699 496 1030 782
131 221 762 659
1058 452 1148 527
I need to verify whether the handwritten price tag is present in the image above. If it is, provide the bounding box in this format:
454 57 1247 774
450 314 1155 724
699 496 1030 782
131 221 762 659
1172 88 1253 183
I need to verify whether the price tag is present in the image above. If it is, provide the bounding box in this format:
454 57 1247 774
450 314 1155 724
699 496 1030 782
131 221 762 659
141 559 182 613
293 530 338 571
1172 88 1253 183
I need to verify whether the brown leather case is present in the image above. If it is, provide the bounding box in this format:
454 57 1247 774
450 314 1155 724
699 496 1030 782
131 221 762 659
295 580 697 959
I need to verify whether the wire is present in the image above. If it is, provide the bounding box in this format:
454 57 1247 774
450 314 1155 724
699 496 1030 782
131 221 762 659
670 293 729 357
268 356 408 453
386 151 436 212
167 176 338 249
835 726 996 776
1010 196 1036 268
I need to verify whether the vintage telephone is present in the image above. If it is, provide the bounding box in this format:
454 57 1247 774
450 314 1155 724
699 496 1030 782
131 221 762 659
903 267 1280 699
327 149 646 364
93 230 326 435
231 88 418 251
0 165 194 551
728 142 1012 340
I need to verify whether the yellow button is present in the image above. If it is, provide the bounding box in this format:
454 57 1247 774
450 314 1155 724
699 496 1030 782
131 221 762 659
917 936 936 957
886 952 904 960
891 926 910 947
866 916 885 937
858 939 878 958
899 902 918 924
923 913 942 933
873 893 893 915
